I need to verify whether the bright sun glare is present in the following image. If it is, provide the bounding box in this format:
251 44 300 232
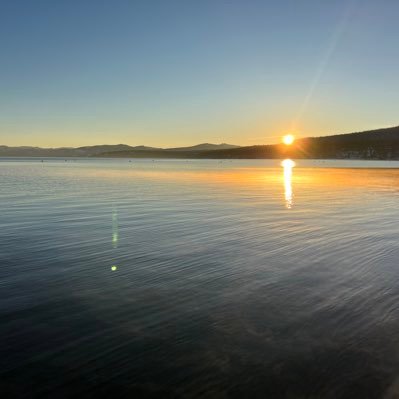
282 134 295 145
281 159 295 168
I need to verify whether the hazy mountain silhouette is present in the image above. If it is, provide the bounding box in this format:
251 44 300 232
0 143 236 157
166 143 239 151
2 126 399 159
0 144 187 157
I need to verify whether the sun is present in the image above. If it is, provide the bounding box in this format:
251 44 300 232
282 134 295 145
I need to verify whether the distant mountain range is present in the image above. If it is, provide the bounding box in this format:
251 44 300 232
165 143 240 151
0 143 238 157
2 126 399 159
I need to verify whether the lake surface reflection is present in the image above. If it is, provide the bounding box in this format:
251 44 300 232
1 158 399 398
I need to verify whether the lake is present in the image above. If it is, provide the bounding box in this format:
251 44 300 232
1 158 399 398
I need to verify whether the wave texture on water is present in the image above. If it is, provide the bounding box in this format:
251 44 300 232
1 159 399 398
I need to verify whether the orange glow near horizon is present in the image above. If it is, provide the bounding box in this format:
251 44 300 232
282 134 295 145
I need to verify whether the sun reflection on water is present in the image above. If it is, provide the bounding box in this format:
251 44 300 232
282 159 295 209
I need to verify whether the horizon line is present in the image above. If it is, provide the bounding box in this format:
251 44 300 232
1 124 399 149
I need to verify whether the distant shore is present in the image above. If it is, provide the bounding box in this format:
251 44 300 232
2 125 399 160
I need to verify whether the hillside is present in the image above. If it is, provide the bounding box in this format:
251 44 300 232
0 143 228 157
2 126 399 159
98 126 399 160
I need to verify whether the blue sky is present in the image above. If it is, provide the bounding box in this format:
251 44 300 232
1 0 398 147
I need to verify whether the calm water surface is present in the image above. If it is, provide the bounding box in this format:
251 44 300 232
1 158 399 398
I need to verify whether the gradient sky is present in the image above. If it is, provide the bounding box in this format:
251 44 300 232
1 0 399 147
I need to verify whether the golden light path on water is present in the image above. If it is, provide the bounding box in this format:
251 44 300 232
282 159 295 209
